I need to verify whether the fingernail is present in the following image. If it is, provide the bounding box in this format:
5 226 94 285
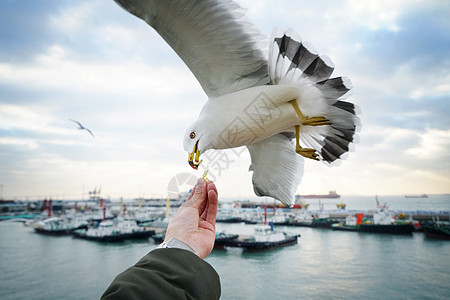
197 178 205 186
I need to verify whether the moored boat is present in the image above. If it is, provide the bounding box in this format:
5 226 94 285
32 215 88 235
73 218 155 242
214 232 239 249
332 199 415 234
226 223 300 251
422 221 450 240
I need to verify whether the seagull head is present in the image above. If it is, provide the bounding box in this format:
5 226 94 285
183 122 205 170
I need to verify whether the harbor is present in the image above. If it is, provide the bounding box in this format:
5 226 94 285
1 214 449 299
1 193 449 299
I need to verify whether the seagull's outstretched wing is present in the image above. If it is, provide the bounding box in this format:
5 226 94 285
69 118 83 129
247 133 304 206
114 0 269 97
84 128 95 138
69 119 95 138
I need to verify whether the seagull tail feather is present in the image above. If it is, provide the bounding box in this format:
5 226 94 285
268 28 361 166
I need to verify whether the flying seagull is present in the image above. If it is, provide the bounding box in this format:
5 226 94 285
69 119 95 138
114 0 361 206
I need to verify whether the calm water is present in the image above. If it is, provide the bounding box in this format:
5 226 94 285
0 195 449 299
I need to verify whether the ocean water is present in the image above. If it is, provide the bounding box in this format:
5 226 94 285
0 195 449 299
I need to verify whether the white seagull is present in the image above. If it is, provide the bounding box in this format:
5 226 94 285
69 119 95 138
114 0 361 206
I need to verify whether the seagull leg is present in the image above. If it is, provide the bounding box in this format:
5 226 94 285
290 99 330 161
289 99 331 126
294 125 319 161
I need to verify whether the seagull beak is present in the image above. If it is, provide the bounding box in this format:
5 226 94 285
188 141 202 169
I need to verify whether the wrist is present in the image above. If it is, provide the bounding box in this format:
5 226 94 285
157 238 197 255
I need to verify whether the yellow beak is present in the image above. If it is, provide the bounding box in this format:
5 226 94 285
188 141 202 169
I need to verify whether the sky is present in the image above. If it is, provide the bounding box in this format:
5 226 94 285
0 0 449 201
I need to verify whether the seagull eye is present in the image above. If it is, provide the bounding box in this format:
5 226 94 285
189 132 196 139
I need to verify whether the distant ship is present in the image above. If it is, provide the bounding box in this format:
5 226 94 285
299 190 341 199
405 194 428 198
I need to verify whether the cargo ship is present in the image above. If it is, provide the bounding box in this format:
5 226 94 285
298 190 340 199
405 194 428 198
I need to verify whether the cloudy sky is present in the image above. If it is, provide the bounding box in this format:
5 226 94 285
0 0 449 201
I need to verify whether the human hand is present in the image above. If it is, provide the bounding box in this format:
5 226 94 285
164 178 218 259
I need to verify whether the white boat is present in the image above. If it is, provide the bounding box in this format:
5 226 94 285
32 214 88 235
74 217 155 242
231 224 300 250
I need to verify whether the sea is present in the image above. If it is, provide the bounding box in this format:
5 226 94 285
0 194 449 300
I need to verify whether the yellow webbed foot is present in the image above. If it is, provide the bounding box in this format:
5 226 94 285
296 147 320 161
301 116 331 126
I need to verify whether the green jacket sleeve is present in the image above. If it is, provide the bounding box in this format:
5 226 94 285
101 248 221 300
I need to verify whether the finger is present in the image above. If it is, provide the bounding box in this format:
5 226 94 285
200 181 217 219
204 182 218 225
187 185 197 201
207 181 218 197
189 178 207 209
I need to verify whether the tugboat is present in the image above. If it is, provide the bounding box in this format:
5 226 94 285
73 206 155 242
230 223 299 250
73 218 155 242
214 232 239 249
227 207 300 251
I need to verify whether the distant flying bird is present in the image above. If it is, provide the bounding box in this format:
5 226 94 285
69 119 95 137
115 0 361 206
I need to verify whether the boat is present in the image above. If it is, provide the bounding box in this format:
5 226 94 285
134 207 165 224
216 214 242 223
216 208 244 223
422 221 450 240
298 190 340 199
32 215 88 235
240 212 261 224
309 208 340 228
289 208 313 226
73 207 155 242
73 219 155 242
332 199 415 234
228 224 299 250
405 194 428 198
214 232 239 249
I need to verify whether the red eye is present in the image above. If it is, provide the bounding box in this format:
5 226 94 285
190 132 196 139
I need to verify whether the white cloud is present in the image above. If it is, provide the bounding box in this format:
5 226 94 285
0 45 200 99
0 137 39 150
0 104 69 135
406 128 450 159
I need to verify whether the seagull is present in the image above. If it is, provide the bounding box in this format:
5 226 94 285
114 0 361 206
69 119 95 138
